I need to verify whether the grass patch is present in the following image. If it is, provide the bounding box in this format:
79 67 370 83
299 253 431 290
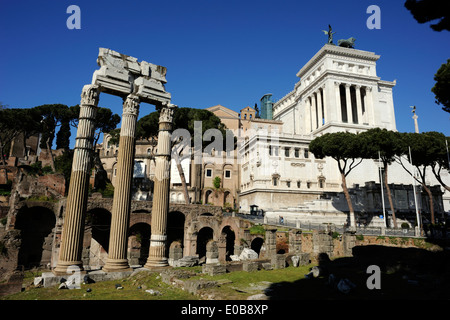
1 270 199 300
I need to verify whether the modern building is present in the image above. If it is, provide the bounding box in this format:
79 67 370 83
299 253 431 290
238 44 449 227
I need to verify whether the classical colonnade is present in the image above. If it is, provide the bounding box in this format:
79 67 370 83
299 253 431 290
304 82 374 132
53 48 176 275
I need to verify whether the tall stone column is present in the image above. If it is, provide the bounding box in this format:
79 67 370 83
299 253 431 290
304 99 311 133
335 82 342 123
316 89 323 127
321 85 327 125
311 94 317 130
103 94 140 272
365 86 374 125
355 85 363 125
345 84 353 124
145 103 176 268
53 84 100 275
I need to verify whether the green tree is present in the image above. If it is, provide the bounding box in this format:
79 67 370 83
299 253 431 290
0 108 22 182
425 132 450 193
309 132 364 228
396 132 442 225
56 117 71 150
35 104 70 171
69 105 121 147
135 107 230 204
359 128 404 228
431 59 450 114
404 0 450 32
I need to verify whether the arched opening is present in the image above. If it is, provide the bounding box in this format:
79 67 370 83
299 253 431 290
221 226 235 261
86 208 111 268
128 222 151 266
167 211 185 254
86 208 111 252
196 227 214 261
15 206 56 269
223 191 233 208
250 237 264 256
205 189 213 205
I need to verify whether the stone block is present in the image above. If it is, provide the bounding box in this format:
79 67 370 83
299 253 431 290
242 261 259 272
202 264 226 276
271 254 286 269
239 248 258 261
261 262 273 270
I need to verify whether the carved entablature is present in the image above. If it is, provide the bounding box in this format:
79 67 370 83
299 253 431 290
80 84 100 106
92 48 171 105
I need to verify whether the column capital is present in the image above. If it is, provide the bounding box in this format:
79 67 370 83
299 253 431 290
123 94 140 116
354 84 361 90
80 84 100 105
158 102 177 123
365 86 373 92
344 83 352 88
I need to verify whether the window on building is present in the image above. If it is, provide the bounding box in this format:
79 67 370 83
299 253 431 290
294 148 299 158
224 169 231 179
307 181 311 189
319 179 325 188
304 149 309 158
285 147 290 157
297 181 301 188
286 181 291 188
206 169 213 177
269 146 272 156
272 176 279 186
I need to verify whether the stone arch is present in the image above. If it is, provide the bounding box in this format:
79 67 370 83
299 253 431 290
15 206 56 269
220 225 236 261
196 227 214 261
86 208 111 253
223 190 232 207
204 189 213 205
167 211 185 252
251 237 264 256
85 208 111 268
128 222 151 266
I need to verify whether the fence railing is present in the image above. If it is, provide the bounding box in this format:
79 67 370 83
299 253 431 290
231 213 423 237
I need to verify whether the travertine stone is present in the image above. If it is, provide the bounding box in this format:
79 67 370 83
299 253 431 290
103 94 140 272
145 103 177 268
53 84 99 275
92 48 171 105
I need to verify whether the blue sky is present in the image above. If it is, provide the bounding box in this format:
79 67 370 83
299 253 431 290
1 0 449 147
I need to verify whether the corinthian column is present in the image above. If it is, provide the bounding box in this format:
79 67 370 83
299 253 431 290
145 103 176 268
53 84 100 275
355 85 363 125
345 84 353 124
103 94 140 272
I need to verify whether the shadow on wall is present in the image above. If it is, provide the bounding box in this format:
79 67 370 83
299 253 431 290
265 245 450 300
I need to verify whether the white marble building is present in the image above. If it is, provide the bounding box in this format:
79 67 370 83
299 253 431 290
239 44 449 227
